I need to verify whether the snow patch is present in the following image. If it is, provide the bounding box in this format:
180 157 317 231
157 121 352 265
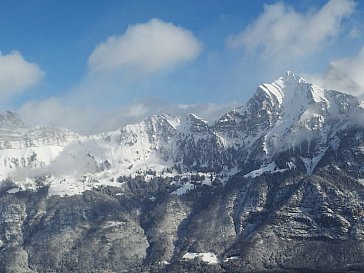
224 256 240 262
244 162 288 178
287 162 296 169
182 252 219 264
360 101 364 109
358 145 364 153
358 179 364 186
301 149 327 174
102 221 124 229
171 182 195 196
6 188 20 194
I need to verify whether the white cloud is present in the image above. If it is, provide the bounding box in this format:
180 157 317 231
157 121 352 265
349 26 361 38
0 51 44 99
18 97 235 135
88 18 202 74
304 46 364 96
18 98 95 133
119 98 237 124
228 0 356 61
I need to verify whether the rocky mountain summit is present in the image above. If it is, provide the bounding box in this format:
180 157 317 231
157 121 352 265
0 72 364 272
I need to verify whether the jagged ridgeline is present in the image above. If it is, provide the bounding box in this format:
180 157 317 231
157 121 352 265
1 72 364 272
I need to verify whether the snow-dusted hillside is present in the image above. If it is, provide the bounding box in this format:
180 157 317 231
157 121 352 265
3 72 364 196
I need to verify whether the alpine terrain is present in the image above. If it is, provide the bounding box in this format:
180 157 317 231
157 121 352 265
1 71 364 273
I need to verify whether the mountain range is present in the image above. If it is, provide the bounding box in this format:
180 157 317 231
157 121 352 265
1 72 364 273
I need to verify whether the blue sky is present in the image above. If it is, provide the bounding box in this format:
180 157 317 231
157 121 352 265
1 0 364 133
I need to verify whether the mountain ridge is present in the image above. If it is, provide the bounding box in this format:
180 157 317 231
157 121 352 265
1 71 364 196
1 72 364 273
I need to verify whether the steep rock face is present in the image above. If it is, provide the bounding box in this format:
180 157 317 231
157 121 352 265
0 196 34 273
142 196 192 264
232 172 364 273
0 187 151 273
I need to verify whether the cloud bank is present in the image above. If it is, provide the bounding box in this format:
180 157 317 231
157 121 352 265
0 51 44 99
305 46 364 96
88 18 202 74
19 97 235 135
228 0 356 62
16 18 210 135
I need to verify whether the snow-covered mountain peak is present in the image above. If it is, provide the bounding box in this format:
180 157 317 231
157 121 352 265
258 71 328 109
214 71 363 162
109 113 178 148
282 70 304 83
177 113 209 133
